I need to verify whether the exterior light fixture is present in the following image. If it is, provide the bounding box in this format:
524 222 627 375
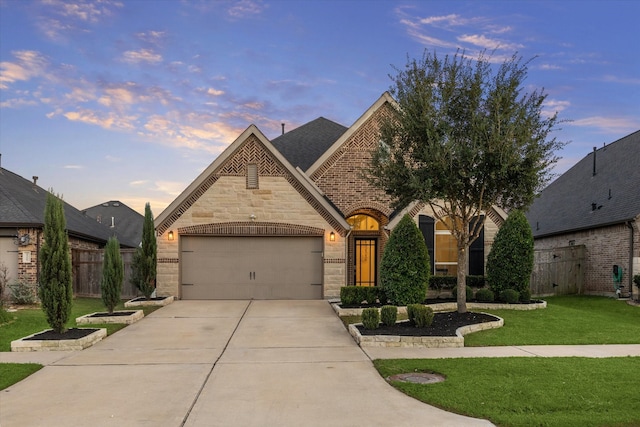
329 231 335 242
168 230 174 241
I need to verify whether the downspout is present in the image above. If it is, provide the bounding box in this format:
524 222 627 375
36 229 41 284
627 221 635 299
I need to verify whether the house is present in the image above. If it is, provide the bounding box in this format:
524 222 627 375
0 168 135 288
82 201 144 248
525 130 640 298
154 93 507 300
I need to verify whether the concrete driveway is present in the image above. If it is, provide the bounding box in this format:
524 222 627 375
0 300 493 427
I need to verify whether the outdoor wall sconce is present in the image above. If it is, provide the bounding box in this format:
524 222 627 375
168 230 174 241
329 231 335 242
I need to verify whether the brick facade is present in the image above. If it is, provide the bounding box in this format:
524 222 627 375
533 221 640 297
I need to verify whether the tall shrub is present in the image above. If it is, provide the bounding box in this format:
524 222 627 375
380 215 430 306
39 192 73 334
101 237 123 314
486 210 534 296
132 203 157 299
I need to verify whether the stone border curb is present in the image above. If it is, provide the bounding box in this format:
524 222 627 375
348 314 504 348
76 310 144 325
11 328 107 352
124 296 174 307
332 300 546 316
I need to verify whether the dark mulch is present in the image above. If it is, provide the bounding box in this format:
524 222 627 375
25 328 100 341
357 312 498 336
128 297 169 302
88 311 136 317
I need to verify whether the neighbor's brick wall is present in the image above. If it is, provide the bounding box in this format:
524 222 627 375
156 175 346 298
534 222 639 296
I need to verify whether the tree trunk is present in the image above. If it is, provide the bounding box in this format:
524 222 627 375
457 246 469 313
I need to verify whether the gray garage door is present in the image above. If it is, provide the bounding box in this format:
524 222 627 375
180 236 323 299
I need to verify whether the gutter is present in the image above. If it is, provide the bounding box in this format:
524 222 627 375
533 218 638 240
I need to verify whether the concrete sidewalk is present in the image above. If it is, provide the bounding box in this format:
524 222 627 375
0 300 493 427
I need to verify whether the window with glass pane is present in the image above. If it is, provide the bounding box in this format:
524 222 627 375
346 214 379 231
434 216 458 276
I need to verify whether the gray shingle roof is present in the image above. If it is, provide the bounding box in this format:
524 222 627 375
0 168 131 246
82 201 144 248
271 117 347 171
526 130 640 237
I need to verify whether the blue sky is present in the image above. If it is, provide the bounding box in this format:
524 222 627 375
1 0 639 214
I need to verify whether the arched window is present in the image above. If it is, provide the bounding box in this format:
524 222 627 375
347 214 379 231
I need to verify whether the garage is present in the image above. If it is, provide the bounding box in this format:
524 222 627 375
180 236 323 299
0 237 19 285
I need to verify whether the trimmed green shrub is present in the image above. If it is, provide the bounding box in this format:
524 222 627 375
132 203 157 299
340 286 382 306
413 305 434 328
380 305 398 326
380 215 430 306
361 307 380 330
499 288 520 304
429 275 486 290
101 237 124 314
340 286 359 306
467 275 486 288
634 274 640 287
39 192 73 334
475 288 495 302
406 303 422 325
452 285 473 301
519 288 532 303
377 287 388 305
486 210 534 296
8 280 38 305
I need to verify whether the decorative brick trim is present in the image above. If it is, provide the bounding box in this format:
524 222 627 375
324 258 345 264
158 258 179 263
178 221 325 237
407 202 425 219
487 207 505 228
345 201 393 218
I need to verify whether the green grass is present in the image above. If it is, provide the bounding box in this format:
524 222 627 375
0 298 160 352
465 295 640 346
0 363 43 390
374 357 640 427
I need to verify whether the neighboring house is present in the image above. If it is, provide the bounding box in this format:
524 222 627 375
526 130 640 298
83 201 144 248
0 167 134 287
155 93 507 300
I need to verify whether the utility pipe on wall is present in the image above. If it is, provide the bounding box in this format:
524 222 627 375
628 220 635 299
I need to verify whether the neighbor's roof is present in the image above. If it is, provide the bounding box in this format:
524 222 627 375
271 117 347 171
0 168 129 246
526 130 640 238
82 201 144 248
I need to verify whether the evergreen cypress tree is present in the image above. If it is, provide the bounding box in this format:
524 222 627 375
486 210 534 295
39 192 73 334
101 237 123 314
132 203 157 299
379 214 431 306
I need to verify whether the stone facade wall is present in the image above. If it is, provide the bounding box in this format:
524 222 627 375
534 221 639 296
156 176 346 298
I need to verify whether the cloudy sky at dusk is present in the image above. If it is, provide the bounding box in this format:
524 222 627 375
1 0 639 215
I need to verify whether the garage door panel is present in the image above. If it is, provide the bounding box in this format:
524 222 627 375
180 236 323 300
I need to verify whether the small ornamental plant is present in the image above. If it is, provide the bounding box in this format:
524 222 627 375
413 305 435 328
499 289 520 304
475 288 495 303
39 192 73 334
361 307 380 330
380 305 398 327
101 237 124 314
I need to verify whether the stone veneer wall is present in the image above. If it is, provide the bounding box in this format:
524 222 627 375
533 221 640 296
156 176 346 299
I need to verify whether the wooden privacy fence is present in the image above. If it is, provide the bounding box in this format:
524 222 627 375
72 249 138 299
530 245 585 296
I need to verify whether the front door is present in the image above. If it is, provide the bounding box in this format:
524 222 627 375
354 238 376 287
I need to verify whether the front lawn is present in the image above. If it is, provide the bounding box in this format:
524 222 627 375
374 357 640 427
465 295 640 346
0 363 43 390
0 298 160 352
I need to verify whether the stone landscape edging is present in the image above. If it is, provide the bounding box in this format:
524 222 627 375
332 300 546 317
11 328 107 352
76 309 144 325
348 315 504 348
124 295 174 307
